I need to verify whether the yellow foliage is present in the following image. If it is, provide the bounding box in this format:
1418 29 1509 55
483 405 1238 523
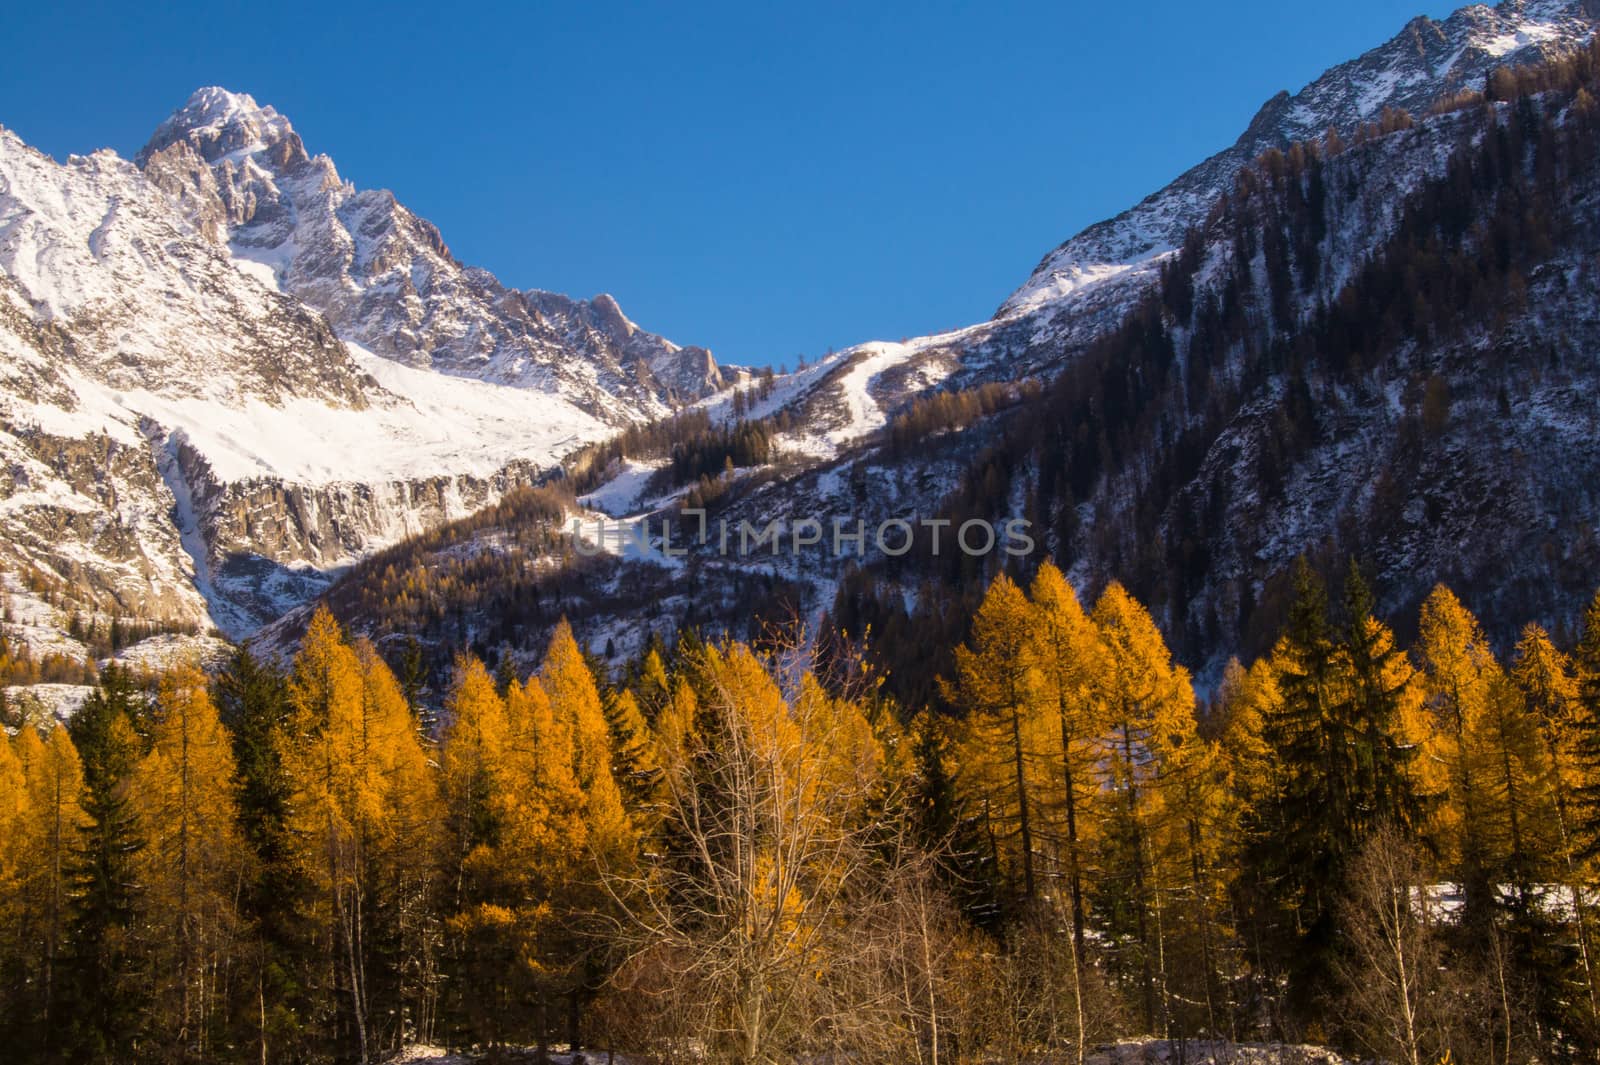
0 733 27 917
13 723 85 997
130 661 250 1041
950 573 1050 895
1092 580 1197 784
280 608 441 960
1416 586 1502 867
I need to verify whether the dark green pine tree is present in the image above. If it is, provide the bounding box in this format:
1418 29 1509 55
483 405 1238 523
1572 588 1600 860
908 710 959 850
1250 558 1367 1019
211 646 311 1062
1338 561 1428 837
494 643 519 698
396 635 434 732
213 645 292 863
1256 559 1432 1023
62 669 148 1064
1253 560 1340 922
1538 585 1600 1052
601 687 663 813
907 710 1001 928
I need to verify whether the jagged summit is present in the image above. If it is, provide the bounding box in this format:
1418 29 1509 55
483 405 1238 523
140 86 303 168
6 0 1600 657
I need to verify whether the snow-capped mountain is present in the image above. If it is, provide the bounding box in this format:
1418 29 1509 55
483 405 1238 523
1005 0 1600 315
0 87 725 640
138 87 725 421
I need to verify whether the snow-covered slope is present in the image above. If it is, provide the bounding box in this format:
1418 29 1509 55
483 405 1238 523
0 118 629 639
294 0 1600 686
6 0 1597 669
1003 0 1600 317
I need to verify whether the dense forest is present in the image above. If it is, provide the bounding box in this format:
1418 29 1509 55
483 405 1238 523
3 561 1600 1063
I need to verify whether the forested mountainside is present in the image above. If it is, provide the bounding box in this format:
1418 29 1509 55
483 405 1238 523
837 47 1600 697
6 2 1600 1063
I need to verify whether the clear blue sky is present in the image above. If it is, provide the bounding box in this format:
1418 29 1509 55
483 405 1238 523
3 0 1457 368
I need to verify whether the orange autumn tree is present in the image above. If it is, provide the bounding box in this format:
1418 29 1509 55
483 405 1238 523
279 608 441 1062
11 723 86 1044
609 639 895 1061
537 621 635 1046
437 654 525 1044
949 574 1047 900
1416 586 1516 927
541 621 633 867
129 661 251 1060
436 653 588 1045
438 624 639 1049
1512 624 1598 1022
0 728 28 1011
1090 581 1201 1036
1025 561 1106 1061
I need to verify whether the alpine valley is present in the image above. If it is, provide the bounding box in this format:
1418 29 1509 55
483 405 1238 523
12 2 1600 1063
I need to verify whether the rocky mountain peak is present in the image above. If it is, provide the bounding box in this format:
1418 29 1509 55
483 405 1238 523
139 86 306 170
129 85 726 422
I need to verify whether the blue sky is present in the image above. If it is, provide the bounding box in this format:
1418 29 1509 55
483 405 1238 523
3 0 1457 368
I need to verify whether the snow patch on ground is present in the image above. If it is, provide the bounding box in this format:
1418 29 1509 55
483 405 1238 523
106 632 232 672
565 507 687 570
1089 1040 1355 1064
579 458 666 517
4 683 95 724
389 1045 639 1064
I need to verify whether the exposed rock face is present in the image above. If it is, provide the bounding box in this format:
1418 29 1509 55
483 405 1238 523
721 2 1600 466
166 437 554 632
307 0 1600 680
0 128 374 408
4 0 1597 666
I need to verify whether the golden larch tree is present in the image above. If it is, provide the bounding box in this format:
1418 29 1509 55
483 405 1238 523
13 724 86 1041
950 573 1045 899
129 661 250 1059
1091 580 1197 1036
1415 585 1500 923
1027 560 1105 1062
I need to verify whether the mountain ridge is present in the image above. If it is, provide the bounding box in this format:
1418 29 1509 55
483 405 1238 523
138 86 727 422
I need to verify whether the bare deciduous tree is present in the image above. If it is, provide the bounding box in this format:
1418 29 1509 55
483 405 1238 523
598 639 916 1062
1335 824 1444 1065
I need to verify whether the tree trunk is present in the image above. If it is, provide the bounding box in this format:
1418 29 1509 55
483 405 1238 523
1009 704 1035 898
1059 710 1089 1064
